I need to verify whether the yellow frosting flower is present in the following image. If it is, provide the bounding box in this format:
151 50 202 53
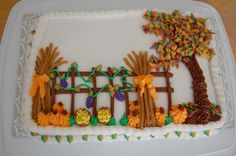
97 107 111 124
58 112 70 127
170 105 187 124
128 114 140 128
75 108 91 126
37 112 50 127
155 107 167 127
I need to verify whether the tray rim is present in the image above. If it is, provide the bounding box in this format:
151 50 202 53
0 0 236 155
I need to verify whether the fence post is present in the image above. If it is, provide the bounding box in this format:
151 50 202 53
92 68 97 116
108 67 115 117
51 68 57 110
71 68 75 115
165 69 172 114
121 67 129 115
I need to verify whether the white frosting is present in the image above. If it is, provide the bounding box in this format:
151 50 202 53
20 9 228 142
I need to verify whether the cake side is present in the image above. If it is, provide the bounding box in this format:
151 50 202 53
21 9 227 142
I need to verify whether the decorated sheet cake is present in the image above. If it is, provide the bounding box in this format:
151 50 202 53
14 9 231 143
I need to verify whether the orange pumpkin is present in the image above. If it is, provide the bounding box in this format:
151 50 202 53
170 105 187 124
155 107 167 127
128 101 139 113
37 112 50 127
128 114 140 128
52 101 65 113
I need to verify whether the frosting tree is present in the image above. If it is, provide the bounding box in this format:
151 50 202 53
143 10 221 124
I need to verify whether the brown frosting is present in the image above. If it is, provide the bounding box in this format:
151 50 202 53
92 67 97 116
121 68 130 115
108 67 115 117
183 55 221 124
70 68 75 115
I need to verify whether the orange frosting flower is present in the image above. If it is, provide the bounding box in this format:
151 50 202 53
50 113 61 127
155 107 167 127
50 112 70 127
58 112 70 127
52 101 65 113
37 112 50 127
128 115 140 128
170 105 187 124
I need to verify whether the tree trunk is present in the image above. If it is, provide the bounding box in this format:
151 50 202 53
182 55 219 124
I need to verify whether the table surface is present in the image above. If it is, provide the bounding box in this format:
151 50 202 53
0 0 236 61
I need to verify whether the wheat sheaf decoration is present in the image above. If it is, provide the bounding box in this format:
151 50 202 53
29 43 68 121
124 51 157 129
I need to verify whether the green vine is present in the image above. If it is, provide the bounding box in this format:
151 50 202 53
50 63 135 98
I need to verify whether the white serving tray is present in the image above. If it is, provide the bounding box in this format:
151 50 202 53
0 0 235 156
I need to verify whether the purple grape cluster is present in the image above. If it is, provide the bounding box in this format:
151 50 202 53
60 79 68 88
114 91 125 101
86 96 94 109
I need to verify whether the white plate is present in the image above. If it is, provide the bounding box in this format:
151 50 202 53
0 0 236 156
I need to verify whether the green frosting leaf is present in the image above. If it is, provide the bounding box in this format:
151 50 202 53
150 134 155 138
189 51 194 56
165 115 172 125
119 114 128 126
49 73 54 79
131 87 136 92
211 109 221 116
55 135 62 143
67 135 73 143
61 73 66 79
54 84 60 90
124 134 129 141
127 71 132 76
203 130 210 136
90 116 98 126
211 103 217 108
69 115 76 126
107 117 116 126
31 30 36 35
111 134 117 140
210 103 221 116
189 132 196 138
164 133 169 138
175 131 182 137
97 135 103 141
82 135 89 141
41 135 48 143
137 136 141 140
71 62 78 69
31 132 39 136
